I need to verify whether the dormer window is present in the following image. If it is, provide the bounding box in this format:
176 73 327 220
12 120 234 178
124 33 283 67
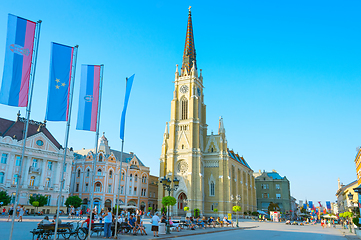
99 154 103 162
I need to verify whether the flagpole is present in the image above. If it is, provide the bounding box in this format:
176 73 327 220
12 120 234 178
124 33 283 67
8 19 42 240
54 45 79 239
114 139 124 239
87 64 104 239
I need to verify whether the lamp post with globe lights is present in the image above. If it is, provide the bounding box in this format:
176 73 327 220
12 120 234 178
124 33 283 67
231 194 241 227
160 176 179 234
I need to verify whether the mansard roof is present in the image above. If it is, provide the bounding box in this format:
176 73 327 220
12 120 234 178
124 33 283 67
0 114 62 149
74 148 145 167
227 149 252 170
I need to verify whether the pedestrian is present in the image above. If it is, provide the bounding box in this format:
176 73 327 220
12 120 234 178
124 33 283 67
151 212 160 237
7 204 14 222
18 205 24 222
102 207 112 238
2 207 5 215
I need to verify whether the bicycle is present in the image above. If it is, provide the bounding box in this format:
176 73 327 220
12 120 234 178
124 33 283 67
61 220 87 240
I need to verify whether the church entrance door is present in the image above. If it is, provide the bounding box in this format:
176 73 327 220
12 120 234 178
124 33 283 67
177 192 187 216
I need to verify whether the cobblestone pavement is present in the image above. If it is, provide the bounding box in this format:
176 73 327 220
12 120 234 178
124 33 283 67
0 216 356 240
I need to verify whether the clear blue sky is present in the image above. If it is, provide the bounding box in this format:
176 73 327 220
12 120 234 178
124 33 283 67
0 1 360 205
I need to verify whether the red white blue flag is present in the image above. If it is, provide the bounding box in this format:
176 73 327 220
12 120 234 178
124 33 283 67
0 14 36 107
76 65 101 131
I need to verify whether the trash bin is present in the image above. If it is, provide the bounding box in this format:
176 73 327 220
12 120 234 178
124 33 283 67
159 223 166 234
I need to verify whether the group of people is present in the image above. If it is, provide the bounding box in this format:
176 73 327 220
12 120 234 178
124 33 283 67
184 216 233 229
4 204 25 222
68 205 84 219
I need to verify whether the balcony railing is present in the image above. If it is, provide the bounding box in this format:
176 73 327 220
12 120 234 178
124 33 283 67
29 166 41 174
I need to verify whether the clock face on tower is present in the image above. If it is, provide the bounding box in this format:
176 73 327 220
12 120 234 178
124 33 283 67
180 85 188 94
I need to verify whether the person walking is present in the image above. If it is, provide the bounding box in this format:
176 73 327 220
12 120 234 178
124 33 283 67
151 212 160 237
18 205 24 222
7 204 14 222
102 207 112 238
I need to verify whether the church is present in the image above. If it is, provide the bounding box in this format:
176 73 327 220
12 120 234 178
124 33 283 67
158 8 257 217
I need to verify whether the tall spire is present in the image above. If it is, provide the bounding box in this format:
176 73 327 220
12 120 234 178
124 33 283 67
181 6 196 76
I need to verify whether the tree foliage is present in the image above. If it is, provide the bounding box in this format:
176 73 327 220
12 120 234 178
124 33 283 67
268 202 280 212
148 207 153 211
184 206 189 211
29 194 48 207
213 208 218 213
194 208 200 218
0 191 11 206
233 205 241 212
162 196 176 207
32 201 39 207
64 195 82 208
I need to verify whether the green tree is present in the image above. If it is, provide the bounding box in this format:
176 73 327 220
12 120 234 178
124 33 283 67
29 194 48 207
148 207 153 211
64 195 82 208
0 191 11 206
194 208 200 218
268 202 280 212
184 206 189 212
162 196 176 207
233 206 241 213
213 208 218 213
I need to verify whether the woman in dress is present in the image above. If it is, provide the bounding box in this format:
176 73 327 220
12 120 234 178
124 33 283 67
18 205 24 222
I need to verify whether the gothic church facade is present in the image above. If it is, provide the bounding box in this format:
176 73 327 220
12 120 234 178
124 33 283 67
159 9 257 217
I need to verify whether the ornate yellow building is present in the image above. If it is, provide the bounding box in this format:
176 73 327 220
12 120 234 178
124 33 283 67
158 9 257 217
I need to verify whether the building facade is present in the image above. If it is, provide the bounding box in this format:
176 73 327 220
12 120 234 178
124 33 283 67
159 9 257 217
71 133 150 212
148 175 158 213
335 178 358 213
0 113 73 213
254 170 291 213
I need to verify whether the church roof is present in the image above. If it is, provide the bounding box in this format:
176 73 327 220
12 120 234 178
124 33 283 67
227 149 252 169
0 114 62 149
181 7 196 75
267 172 284 180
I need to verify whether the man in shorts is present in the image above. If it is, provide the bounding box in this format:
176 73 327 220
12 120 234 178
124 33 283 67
151 212 160 237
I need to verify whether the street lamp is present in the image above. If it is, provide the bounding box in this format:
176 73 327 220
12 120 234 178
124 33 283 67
160 176 179 234
231 194 241 227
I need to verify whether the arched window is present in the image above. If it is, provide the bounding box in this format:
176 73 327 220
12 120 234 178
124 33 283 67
135 174 138 182
181 98 188 120
77 169 81 177
30 176 35 186
0 172 4 184
45 178 50 187
130 174 133 181
13 174 18 185
95 183 101 192
143 176 147 183
99 154 103 162
97 169 102 176
87 169 90 177
109 170 113 179
210 181 215 196
121 172 125 180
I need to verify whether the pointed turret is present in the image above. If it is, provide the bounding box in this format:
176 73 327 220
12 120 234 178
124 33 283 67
181 6 196 76
218 116 225 135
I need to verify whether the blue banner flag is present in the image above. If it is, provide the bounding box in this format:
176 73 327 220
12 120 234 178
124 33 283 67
119 74 135 140
326 201 331 210
0 14 36 107
45 42 74 121
309 201 313 209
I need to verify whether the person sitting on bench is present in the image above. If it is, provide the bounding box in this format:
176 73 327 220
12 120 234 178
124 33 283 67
52 215 62 225
81 215 94 231
196 217 205 229
216 217 223 227
208 216 215 228
169 217 180 232
223 217 232 226
38 216 51 226
128 215 136 234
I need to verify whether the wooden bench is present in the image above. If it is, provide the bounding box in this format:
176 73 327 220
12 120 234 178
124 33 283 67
30 223 72 240
90 223 104 236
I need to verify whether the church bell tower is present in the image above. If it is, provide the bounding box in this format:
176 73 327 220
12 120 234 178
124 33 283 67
159 7 208 214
